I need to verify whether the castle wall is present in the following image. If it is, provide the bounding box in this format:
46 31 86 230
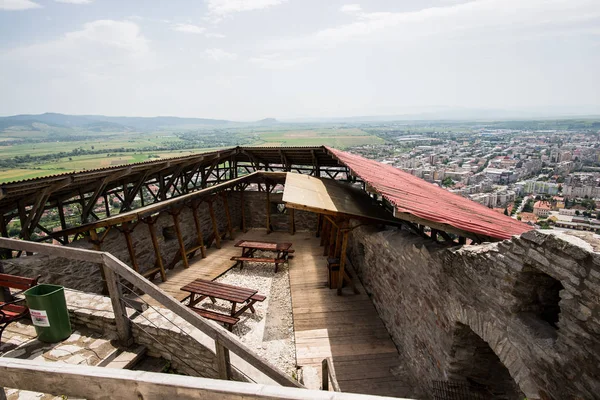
347 226 600 400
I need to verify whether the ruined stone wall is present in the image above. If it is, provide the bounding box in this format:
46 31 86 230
347 227 600 400
1 192 241 293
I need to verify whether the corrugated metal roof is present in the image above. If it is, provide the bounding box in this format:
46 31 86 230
326 147 533 240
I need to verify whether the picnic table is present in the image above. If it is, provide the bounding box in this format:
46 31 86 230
180 278 265 330
231 240 294 272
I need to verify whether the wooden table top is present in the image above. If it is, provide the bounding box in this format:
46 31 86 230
180 278 257 304
234 240 293 251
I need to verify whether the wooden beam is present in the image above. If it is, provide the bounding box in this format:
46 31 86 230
221 192 234 240
103 265 133 346
288 207 295 235
207 200 221 249
266 184 271 234
337 231 350 295
191 203 207 259
328 224 337 258
144 217 167 282
120 222 140 272
215 341 232 380
170 209 189 269
239 189 247 233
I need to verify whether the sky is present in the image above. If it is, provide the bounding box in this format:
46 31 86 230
1 0 599 121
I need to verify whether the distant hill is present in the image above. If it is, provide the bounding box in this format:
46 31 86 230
0 113 234 131
256 118 279 125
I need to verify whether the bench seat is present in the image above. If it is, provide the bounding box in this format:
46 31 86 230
189 307 239 331
1 273 40 343
230 256 288 273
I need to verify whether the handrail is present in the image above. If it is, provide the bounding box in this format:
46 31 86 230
0 358 409 400
0 237 301 388
322 357 341 392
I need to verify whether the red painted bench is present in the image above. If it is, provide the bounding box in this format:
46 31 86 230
0 273 40 343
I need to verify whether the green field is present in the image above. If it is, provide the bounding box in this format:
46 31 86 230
0 124 383 182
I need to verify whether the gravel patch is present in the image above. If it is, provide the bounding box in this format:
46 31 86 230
196 254 296 376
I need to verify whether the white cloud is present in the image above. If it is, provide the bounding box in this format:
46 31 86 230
171 23 205 34
204 48 237 61
249 54 313 69
205 32 226 38
3 20 153 75
340 4 361 14
55 0 93 4
271 0 600 49
0 0 41 10
207 0 286 18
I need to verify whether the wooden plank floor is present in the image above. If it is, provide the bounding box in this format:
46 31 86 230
288 232 415 398
140 228 414 397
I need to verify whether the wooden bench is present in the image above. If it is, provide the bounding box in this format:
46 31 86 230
0 273 40 342
189 307 240 331
230 256 287 272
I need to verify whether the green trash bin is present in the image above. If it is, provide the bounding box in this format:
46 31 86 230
24 284 72 343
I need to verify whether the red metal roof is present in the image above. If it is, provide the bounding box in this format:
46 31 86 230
326 147 533 240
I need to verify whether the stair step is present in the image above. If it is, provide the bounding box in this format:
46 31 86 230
101 345 147 370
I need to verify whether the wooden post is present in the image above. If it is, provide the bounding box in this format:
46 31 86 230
170 210 189 269
221 192 234 240
102 265 133 346
240 189 247 233
321 219 330 250
89 228 108 294
57 201 68 244
322 358 329 391
328 224 337 258
215 340 232 380
333 227 343 258
146 218 167 282
191 203 207 258
0 216 11 259
121 222 140 272
265 184 271 234
288 208 295 235
208 200 221 249
316 214 322 238
103 194 111 218
337 231 350 295
458 236 466 245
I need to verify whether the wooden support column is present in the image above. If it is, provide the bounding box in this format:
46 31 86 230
320 218 330 249
0 216 11 259
337 230 350 295
102 265 133 346
333 227 343 258
145 218 167 282
430 228 439 243
265 184 272 234
215 340 232 380
191 203 207 258
221 192 234 240
316 214 323 238
239 189 247 233
208 200 221 249
458 236 467 245
328 224 337 258
89 228 108 294
120 222 140 272
57 201 68 244
288 208 295 235
170 210 189 269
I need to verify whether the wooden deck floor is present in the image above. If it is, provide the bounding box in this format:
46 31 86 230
144 229 413 397
288 231 415 397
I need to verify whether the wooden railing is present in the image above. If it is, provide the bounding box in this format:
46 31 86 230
0 237 300 388
0 358 407 400
322 357 341 392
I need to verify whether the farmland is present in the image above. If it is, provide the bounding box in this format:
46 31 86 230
0 120 384 183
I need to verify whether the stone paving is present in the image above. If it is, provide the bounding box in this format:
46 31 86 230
1 321 117 400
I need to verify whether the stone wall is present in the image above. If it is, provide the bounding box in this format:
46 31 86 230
1 192 241 294
347 226 600 400
64 289 231 380
242 190 317 232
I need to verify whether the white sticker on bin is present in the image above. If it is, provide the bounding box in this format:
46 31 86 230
30 309 50 327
